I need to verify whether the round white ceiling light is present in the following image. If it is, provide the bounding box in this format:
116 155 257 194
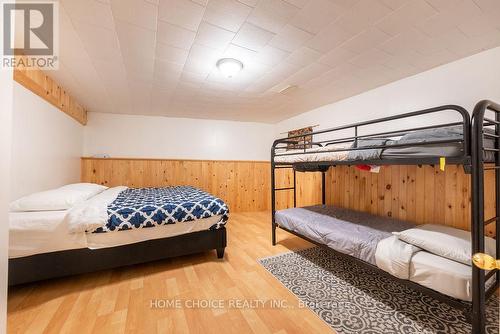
216 58 244 78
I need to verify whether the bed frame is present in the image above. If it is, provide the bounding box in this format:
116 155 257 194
271 101 500 334
9 227 226 286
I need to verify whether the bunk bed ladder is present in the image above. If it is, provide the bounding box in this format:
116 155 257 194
471 100 500 334
271 161 296 246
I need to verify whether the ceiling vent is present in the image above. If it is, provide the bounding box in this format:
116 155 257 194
279 85 299 96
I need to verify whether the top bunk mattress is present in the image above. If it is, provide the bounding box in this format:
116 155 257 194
275 205 415 265
274 126 496 164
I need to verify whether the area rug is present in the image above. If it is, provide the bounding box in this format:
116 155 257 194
259 247 499 334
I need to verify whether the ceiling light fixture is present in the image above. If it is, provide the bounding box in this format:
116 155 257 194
216 58 244 78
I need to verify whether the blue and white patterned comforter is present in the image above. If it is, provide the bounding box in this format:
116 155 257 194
93 186 229 233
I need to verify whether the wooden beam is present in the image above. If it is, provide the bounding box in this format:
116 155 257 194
13 55 88 125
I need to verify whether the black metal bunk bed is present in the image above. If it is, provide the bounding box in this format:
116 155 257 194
270 101 499 334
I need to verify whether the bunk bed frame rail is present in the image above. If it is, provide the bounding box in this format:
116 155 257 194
471 99 500 334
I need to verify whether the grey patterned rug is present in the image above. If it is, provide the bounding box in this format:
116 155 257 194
260 247 499 334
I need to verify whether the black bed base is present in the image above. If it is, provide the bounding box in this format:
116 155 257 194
8 227 227 286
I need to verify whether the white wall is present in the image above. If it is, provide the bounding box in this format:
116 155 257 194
276 47 500 139
0 66 13 332
84 112 275 161
11 83 84 200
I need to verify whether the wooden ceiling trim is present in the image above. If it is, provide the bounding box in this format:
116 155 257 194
13 55 88 125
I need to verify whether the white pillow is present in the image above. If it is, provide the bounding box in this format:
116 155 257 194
394 224 496 266
59 183 108 193
9 184 107 212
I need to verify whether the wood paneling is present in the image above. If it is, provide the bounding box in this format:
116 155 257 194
82 158 321 213
325 165 496 236
81 158 271 213
82 158 495 235
13 55 88 125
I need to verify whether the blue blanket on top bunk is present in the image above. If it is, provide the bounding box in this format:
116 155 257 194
94 186 229 233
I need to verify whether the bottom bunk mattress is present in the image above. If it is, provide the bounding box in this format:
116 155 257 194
275 205 415 265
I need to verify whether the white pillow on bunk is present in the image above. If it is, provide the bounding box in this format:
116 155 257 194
394 224 496 266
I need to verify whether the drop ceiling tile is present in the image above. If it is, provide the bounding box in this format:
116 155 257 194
348 48 393 68
237 0 259 7
335 0 393 36
223 44 258 65
378 0 409 10
268 24 314 52
317 47 356 67
458 14 500 38
341 27 390 54
195 21 235 50
58 7 90 61
254 45 290 66
155 43 189 64
192 0 208 5
157 21 196 49
285 47 321 67
115 20 156 60
203 0 252 32
290 0 344 34
306 22 352 53
283 0 308 8
376 1 437 36
475 0 500 10
233 23 275 51
283 62 330 86
110 0 158 31
247 0 300 33
154 59 184 79
92 59 128 83
72 21 122 61
379 29 423 55
61 0 115 29
158 0 205 31
183 43 223 76
179 71 208 83
415 12 456 38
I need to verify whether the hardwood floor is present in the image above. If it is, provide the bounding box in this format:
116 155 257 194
7 212 333 334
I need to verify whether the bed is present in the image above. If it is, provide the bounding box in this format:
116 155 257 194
8 184 229 285
275 205 496 302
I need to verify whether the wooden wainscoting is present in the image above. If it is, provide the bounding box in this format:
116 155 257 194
81 158 322 213
82 158 495 235
81 158 271 213
325 165 496 236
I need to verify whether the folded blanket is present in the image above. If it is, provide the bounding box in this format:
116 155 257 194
65 186 128 233
375 235 421 279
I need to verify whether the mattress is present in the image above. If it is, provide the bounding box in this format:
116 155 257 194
275 205 415 264
409 251 473 301
9 210 87 258
274 126 496 164
9 210 223 258
274 146 349 164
